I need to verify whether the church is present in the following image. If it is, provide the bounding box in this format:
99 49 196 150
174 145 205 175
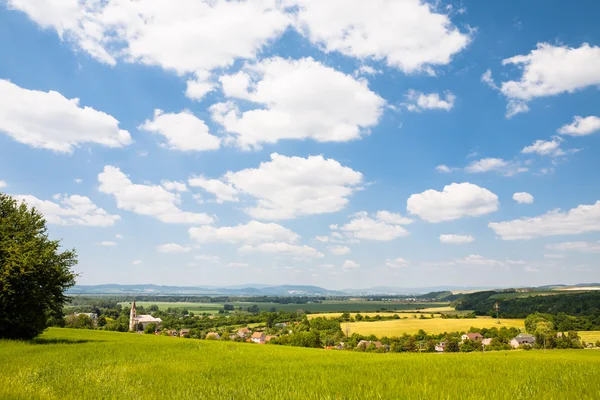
129 301 162 332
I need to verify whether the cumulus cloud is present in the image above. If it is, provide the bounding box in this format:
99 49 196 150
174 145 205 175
521 137 567 157
211 57 384 149
328 245 351 255
139 110 221 151
513 192 534 204
403 90 455 112
439 234 475 244
188 176 239 204
0 180 7 188
14 194 120 227
239 242 324 258
161 180 188 192
98 166 213 225
489 201 600 240
465 158 527 176
289 0 470 73
227 262 249 268
189 220 299 245
385 258 408 268
334 211 411 241
132 260 142 265
157 243 192 253
407 182 499 222
546 241 600 253
491 43 600 116
558 116 600 136
0 79 131 153
436 165 454 173
206 153 363 220
342 260 360 270
194 254 221 263
97 241 117 246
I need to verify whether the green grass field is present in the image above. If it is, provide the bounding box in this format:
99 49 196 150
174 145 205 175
118 300 449 314
1 328 600 399
342 317 525 336
307 312 443 319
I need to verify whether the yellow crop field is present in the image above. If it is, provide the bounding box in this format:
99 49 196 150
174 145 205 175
342 318 525 336
579 331 600 343
400 306 456 313
307 312 442 320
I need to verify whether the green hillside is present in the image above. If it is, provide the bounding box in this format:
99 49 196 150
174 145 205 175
2 328 600 399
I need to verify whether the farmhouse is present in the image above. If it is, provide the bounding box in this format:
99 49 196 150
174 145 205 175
510 333 536 348
128 301 162 331
180 329 190 337
461 332 483 342
435 342 446 352
251 332 266 344
206 332 220 339
238 328 251 337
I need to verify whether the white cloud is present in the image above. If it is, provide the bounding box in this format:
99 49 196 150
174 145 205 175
436 165 454 173
227 262 249 268
239 242 324 258
439 234 475 244
115 234 123 239
521 137 565 157
403 90 455 112
14 194 120 227
289 0 470 73
211 57 384 149
489 201 600 240
139 110 221 151
334 211 410 241
189 220 299 245
495 43 600 115
161 180 188 193
513 192 534 204
544 254 564 259
558 116 600 136
188 176 239 204
194 254 221 263
0 180 7 188
465 158 527 176
0 79 131 153
459 254 503 267
7 0 290 99
157 243 191 254
328 245 351 255
481 69 497 89
546 241 600 253
98 166 213 225
385 258 408 268
222 153 363 220
407 182 499 223
132 260 142 265
342 260 360 270
314 236 329 243
355 65 381 76
97 241 117 246
74 179 82 184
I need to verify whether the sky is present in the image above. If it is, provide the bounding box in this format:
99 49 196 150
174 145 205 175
1 0 600 290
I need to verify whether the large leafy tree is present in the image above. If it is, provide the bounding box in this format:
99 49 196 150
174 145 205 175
0 193 77 339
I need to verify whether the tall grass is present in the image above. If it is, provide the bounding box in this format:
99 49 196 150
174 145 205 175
1 328 599 399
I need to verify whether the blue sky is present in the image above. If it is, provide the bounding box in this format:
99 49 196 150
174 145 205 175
1 0 599 289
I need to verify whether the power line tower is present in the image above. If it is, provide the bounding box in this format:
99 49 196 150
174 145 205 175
494 302 500 324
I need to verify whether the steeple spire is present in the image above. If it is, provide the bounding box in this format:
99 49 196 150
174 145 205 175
129 300 137 331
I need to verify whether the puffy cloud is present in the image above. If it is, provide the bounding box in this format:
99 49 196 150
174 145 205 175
558 116 600 136
439 234 475 244
239 242 324 258
385 258 408 268
459 254 504 267
139 110 221 151
189 220 299 245
161 180 188 193
334 211 410 241
211 57 384 149
289 0 470 73
513 192 534 204
546 241 600 253
115 234 123 239
0 180 7 188
157 243 191 253
314 236 329 243
97 241 117 246
221 153 363 220
342 260 360 270
436 165 454 173
227 262 249 268
465 158 527 176
492 43 600 115
98 166 213 225
188 176 239 204
7 0 290 99
407 182 499 223
481 69 497 89
328 245 351 255
14 194 120 227
194 254 221 263
0 79 131 153
521 137 566 157
403 90 455 112
132 260 142 265
489 201 600 240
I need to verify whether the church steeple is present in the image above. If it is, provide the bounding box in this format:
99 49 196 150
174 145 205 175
129 300 137 331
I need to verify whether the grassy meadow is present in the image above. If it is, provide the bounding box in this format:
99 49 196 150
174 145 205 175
2 328 600 399
118 300 448 314
342 317 525 336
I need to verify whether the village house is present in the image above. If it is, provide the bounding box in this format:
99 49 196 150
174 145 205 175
265 335 276 343
510 333 536 349
179 329 190 337
251 332 266 344
206 332 220 339
129 301 162 331
237 328 251 338
356 340 385 350
435 342 446 352
461 332 483 342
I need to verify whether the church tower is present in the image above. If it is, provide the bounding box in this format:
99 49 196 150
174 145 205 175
129 300 137 331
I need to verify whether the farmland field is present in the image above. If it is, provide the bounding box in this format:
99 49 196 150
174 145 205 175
342 317 525 336
580 331 600 343
117 300 449 314
307 312 443 320
1 328 600 399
